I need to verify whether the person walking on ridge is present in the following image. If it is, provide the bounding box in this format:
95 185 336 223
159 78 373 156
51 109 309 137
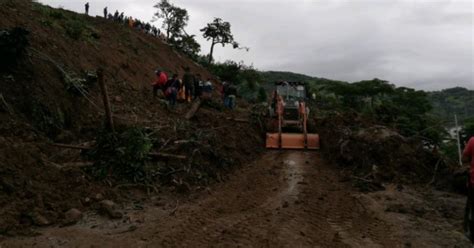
85 2 90 15
103 7 108 19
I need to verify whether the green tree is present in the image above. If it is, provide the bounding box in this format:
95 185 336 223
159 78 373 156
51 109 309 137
257 87 267 102
200 18 238 64
174 33 201 58
461 118 474 144
153 0 189 40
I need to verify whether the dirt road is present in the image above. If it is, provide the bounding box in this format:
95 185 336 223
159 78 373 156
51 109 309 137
3 151 469 247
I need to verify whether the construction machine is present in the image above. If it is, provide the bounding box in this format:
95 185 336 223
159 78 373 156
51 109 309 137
266 81 320 150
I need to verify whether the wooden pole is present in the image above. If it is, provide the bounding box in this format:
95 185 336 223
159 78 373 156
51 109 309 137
97 69 114 132
455 114 462 166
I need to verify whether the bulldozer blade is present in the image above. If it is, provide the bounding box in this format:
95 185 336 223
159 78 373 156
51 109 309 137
266 133 320 150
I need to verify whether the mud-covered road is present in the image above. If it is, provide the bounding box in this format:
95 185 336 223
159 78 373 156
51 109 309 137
3 151 469 247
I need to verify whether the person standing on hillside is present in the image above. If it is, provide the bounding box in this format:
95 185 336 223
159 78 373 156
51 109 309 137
463 136 474 244
182 67 194 102
194 74 202 98
85 2 89 15
103 7 107 19
152 70 168 98
201 79 213 100
113 10 119 21
225 82 238 110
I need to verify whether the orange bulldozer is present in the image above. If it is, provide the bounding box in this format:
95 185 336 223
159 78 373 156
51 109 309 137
266 81 320 150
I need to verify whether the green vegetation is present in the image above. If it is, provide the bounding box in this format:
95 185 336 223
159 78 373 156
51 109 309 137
30 101 65 139
62 70 97 95
31 2 100 41
208 60 265 102
86 128 154 183
153 0 201 58
308 79 446 146
65 19 85 39
428 87 474 126
0 27 30 69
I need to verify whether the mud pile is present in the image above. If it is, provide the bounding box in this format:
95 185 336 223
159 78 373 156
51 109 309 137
317 111 450 189
0 0 263 235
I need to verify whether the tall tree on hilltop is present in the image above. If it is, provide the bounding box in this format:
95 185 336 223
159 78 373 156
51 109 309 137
201 18 239 64
153 0 189 40
175 32 201 58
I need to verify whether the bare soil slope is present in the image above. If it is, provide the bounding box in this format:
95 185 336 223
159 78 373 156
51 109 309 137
0 0 263 235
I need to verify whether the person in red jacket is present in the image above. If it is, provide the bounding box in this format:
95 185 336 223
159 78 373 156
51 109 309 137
463 136 474 243
152 70 168 97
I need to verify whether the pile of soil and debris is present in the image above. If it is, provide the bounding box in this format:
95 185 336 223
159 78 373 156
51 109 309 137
316 111 455 191
0 0 264 235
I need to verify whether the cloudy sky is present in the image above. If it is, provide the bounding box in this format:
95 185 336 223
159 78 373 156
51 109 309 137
39 0 473 90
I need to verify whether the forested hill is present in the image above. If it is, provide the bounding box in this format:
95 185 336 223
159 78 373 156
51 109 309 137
428 87 474 125
260 71 473 126
259 71 344 85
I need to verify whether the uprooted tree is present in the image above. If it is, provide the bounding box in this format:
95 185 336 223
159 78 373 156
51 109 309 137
201 18 239 64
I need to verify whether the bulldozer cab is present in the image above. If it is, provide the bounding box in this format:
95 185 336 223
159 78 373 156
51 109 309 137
275 82 306 106
266 81 320 150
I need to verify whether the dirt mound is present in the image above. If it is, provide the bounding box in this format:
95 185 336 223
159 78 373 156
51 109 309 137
0 0 263 235
317 111 451 190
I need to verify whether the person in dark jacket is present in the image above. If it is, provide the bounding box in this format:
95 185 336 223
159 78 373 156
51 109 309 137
103 7 108 19
194 74 202 98
85 2 89 15
182 67 194 102
225 82 237 109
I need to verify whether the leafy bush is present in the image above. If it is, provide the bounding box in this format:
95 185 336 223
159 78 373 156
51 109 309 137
86 128 154 183
31 102 64 138
257 87 267 102
63 70 97 95
0 27 29 69
49 10 64 19
65 20 85 40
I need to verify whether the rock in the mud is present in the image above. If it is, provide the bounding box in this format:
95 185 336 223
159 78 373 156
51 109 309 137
95 193 104 201
64 208 83 225
99 200 123 219
32 213 50 226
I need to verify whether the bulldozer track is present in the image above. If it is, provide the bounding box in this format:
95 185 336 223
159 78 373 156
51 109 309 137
5 152 399 247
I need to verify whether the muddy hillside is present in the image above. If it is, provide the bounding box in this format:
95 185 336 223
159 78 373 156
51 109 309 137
0 1 470 247
0 0 263 235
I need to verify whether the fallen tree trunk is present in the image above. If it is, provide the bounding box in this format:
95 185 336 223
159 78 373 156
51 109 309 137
225 117 249 123
185 98 201 120
50 143 90 150
148 152 187 160
49 143 187 160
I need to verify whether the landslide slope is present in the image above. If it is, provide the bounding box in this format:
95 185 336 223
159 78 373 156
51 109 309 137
0 0 263 235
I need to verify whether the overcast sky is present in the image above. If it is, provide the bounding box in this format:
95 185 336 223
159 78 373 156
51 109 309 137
39 0 473 90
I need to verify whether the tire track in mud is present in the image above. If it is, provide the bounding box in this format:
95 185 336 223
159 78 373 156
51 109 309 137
3 151 399 247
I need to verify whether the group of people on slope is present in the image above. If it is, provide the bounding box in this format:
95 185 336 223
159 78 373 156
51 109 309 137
151 67 237 109
152 67 217 108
